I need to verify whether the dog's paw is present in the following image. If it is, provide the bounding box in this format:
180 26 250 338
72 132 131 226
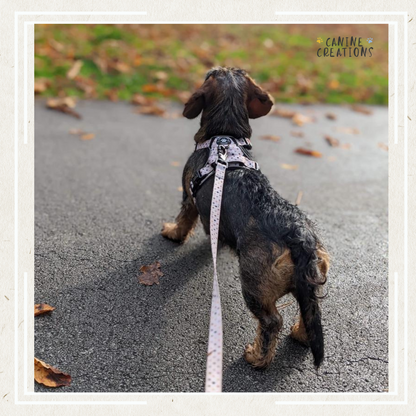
290 322 310 346
244 343 270 370
161 222 182 242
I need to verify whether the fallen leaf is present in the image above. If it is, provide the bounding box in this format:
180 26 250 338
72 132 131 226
80 133 95 140
295 191 303 206
170 161 181 167
34 303 55 316
340 143 351 149
105 88 118 102
324 135 340 147
69 128 85 135
270 107 296 118
328 80 340 90
260 135 281 142
378 143 388 151
281 163 298 170
66 60 83 79
325 112 337 120
290 131 304 138
142 84 159 93
177 186 183 192
176 91 192 104
34 78 50 94
138 261 164 286
34 358 71 388
135 105 166 117
131 93 154 106
336 127 360 135
295 148 322 158
292 113 315 126
46 98 81 119
352 105 373 115
155 71 168 81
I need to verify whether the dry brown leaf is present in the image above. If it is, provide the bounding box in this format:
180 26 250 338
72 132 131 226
292 113 315 127
81 133 95 140
34 78 50 94
170 161 181 167
142 84 159 93
281 163 298 170
177 186 183 192
135 105 166 117
352 105 373 115
34 303 55 316
378 143 389 151
69 128 85 135
176 91 192 104
290 131 304 138
270 107 296 118
138 261 164 286
66 60 83 79
326 112 337 120
34 358 71 388
295 148 322 158
295 191 303 206
328 80 340 90
47 98 81 119
260 135 281 142
131 93 154 106
340 143 351 149
336 127 360 135
105 89 118 102
324 135 340 147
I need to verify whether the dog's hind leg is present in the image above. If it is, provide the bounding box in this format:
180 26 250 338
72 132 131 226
243 289 283 369
162 196 199 243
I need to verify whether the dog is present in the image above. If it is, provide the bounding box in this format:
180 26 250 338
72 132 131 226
162 67 329 369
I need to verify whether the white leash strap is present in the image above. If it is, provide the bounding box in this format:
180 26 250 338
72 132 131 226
205 148 228 392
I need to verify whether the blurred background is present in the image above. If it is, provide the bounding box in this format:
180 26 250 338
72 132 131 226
34 24 388 105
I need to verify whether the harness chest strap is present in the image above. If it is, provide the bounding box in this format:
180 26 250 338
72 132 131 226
198 137 259 393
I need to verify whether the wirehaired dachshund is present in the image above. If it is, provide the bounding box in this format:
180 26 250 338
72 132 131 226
162 67 329 369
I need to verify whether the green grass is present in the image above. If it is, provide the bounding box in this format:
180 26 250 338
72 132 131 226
34 24 388 105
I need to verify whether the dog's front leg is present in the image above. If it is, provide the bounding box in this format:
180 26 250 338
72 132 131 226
161 196 198 243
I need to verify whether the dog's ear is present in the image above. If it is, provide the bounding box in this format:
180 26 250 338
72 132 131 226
246 76 274 119
183 88 205 119
183 76 215 119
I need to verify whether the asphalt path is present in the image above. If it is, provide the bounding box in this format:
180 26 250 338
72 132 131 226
34 100 388 392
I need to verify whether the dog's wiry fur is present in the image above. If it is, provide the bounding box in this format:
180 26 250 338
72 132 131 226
162 67 330 369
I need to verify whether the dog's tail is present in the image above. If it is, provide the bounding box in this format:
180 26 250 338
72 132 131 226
289 227 326 368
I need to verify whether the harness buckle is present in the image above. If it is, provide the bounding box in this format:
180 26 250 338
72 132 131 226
216 137 231 166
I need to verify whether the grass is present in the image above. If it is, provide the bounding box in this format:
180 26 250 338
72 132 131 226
34 24 388 105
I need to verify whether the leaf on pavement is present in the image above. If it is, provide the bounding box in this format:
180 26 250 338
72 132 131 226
336 126 360 135
170 161 181 167
352 105 373 115
46 97 81 119
69 128 85 135
378 143 388 151
131 93 154 106
270 107 296 118
292 113 315 126
281 163 298 170
325 112 337 120
80 133 95 140
34 303 55 316
295 148 322 158
34 358 71 388
260 135 281 142
135 105 166 117
324 135 340 147
138 261 164 286
295 191 303 206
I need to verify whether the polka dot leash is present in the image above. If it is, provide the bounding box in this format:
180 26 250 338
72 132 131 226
205 159 227 393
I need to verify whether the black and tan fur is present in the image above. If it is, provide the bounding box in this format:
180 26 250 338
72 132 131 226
162 67 329 369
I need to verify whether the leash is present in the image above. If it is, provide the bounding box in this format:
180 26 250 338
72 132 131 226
193 136 258 393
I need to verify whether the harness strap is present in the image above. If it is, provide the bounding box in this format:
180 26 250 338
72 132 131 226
205 161 226 393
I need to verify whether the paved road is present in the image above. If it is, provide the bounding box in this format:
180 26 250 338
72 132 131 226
35 100 388 393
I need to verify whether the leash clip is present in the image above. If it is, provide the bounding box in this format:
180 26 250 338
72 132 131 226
216 137 231 166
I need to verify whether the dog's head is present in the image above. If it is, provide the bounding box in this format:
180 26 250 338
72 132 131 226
183 67 274 120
